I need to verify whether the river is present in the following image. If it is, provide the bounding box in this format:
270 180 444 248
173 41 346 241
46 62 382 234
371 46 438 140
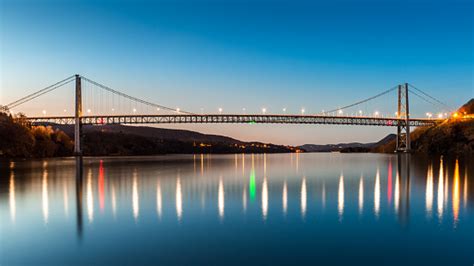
1 153 472 265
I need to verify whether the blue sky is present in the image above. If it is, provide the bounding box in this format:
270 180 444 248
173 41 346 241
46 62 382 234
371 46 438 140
1 0 472 145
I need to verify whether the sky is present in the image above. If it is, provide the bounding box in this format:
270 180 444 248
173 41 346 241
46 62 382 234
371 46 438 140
0 0 473 145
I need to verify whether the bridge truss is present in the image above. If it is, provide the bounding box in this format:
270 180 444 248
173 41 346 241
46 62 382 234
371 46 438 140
27 114 439 127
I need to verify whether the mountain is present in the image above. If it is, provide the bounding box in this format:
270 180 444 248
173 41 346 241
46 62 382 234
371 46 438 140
299 134 395 153
372 98 474 155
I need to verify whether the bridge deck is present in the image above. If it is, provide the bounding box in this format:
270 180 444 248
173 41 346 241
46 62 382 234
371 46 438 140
26 114 441 127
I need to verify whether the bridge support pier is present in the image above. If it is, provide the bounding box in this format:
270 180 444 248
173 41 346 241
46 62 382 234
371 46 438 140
74 74 82 156
395 83 410 153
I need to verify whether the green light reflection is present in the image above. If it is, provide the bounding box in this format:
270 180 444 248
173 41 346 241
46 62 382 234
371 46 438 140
250 169 256 202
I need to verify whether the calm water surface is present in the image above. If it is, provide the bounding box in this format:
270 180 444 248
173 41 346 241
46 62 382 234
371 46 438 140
1 153 473 265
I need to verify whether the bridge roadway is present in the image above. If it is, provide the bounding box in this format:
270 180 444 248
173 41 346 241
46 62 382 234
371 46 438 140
26 114 441 127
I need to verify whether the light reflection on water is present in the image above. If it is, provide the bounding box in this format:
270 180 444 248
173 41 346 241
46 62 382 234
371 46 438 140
1 153 473 265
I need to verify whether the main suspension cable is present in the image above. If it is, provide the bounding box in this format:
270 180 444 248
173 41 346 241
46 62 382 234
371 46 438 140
5 75 76 108
324 85 398 114
408 84 453 111
81 76 195 115
7 77 76 110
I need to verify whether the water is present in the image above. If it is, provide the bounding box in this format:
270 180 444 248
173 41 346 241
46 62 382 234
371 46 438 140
1 153 472 265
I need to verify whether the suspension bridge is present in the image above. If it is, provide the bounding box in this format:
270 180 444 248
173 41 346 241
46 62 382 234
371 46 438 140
1 74 451 154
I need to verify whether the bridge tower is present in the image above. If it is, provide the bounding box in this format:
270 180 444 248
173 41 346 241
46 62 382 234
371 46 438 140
74 74 82 155
395 83 410 153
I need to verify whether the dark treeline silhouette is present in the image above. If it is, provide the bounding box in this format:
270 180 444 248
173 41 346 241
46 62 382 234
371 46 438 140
82 131 295 156
0 112 73 157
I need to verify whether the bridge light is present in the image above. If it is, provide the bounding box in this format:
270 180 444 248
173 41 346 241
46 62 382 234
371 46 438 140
283 108 286 113
42 110 46 115
63 109 67 113
338 109 343 115
262 108 266 114
156 108 160 111
301 108 305 114
133 108 137 113
438 113 443 119
359 110 363 115
87 109 91 113
112 108 115 112
176 108 180 113
374 111 379 117
453 112 459 118
218 107 223 114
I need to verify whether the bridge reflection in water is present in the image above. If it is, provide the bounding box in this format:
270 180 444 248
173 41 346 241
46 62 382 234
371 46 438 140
3 153 472 265
55 154 471 239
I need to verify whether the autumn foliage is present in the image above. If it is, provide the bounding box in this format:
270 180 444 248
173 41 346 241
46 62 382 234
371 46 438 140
0 112 73 157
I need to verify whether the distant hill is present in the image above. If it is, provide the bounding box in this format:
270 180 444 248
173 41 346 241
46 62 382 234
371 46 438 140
299 134 395 153
42 124 299 156
458 98 474 115
372 98 474 155
49 124 243 144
